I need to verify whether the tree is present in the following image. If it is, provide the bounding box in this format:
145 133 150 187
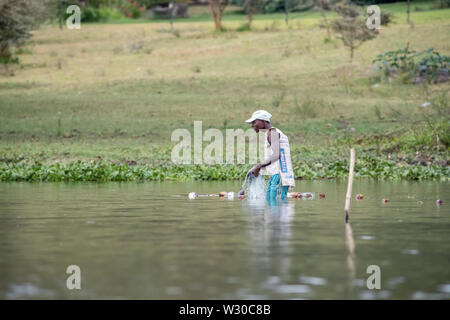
209 0 228 31
243 0 260 28
331 0 378 61
283 0 313 26
0 0 54 63
316 0 340 39
57 0 75 30
437 0 450 8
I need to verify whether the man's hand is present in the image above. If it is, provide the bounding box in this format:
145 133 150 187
250 164 262 177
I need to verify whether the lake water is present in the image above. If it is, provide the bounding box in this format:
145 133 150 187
0 180 449 299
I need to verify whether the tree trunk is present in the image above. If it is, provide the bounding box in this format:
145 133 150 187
320 10 330 38
58 0 63 30
169 1 174 31
214 15 222 31
0 41 11 60
407 0 410 23
245 0 256 28
284 0 289 27
209 0 223 31
215 10 222 30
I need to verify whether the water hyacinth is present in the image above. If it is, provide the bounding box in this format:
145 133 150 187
0 157 448 182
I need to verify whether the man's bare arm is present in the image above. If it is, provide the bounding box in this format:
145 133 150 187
251 129 280 176
260 129 280 168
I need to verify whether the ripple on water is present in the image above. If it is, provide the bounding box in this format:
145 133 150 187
412 291 450 299
275 284 311 294
6 283 55 299
299 275 327 286
438 284 450 293
165 286 182 295
386 276 405 289
401 249 420 255
359 290 391 300
351 279 366 287
227 276 239 284
265 276 281 285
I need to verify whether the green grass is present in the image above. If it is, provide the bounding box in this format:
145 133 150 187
0 3 449 182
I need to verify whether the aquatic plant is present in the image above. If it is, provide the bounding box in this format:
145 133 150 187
0 155 448 182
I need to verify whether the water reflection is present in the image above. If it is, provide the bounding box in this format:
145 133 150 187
244 196 296 245
1 181 449 299
244 196 303 296
345 222 356 293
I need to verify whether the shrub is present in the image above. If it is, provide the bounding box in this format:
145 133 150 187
65 5 123 22
373 47 449 83
380 9 394 25
99 6 124 20
118 0 144 19
236 23 251 32
363 7 394 26
230 0 315 14
80 6 101 22
432 0 450 9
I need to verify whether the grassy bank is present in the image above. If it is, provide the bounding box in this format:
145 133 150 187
0 2 449 182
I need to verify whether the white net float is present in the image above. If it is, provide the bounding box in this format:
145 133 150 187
188 192 198 199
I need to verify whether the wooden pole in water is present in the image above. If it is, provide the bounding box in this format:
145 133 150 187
345 148 355 223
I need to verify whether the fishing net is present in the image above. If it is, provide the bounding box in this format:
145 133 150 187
242 172 266 200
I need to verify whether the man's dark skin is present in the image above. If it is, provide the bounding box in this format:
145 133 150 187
250 119 281 177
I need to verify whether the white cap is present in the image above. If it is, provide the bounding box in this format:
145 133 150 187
245 110 272 123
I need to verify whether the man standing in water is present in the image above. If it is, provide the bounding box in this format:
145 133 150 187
246 110 295 200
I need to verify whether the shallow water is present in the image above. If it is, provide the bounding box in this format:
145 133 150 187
0 180 449 299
